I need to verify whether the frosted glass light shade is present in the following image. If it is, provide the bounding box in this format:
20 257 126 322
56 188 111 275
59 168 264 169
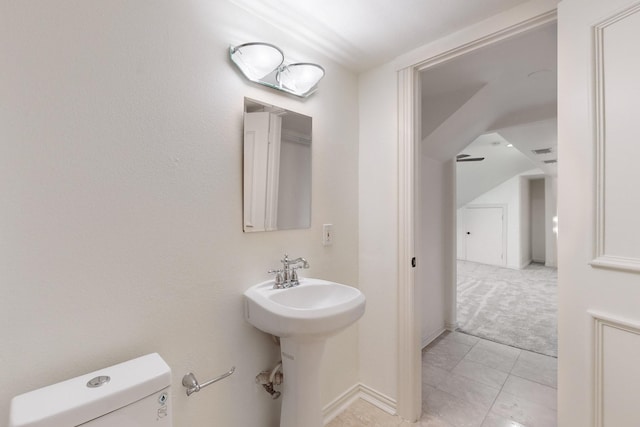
229 42 325 98
277 63 325 96
230 42 284 80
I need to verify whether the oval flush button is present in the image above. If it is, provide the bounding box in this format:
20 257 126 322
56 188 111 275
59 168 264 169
87 375 111 388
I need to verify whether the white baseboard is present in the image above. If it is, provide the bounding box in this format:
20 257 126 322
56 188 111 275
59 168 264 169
323 383 361 425
323 383 397 425
421 327 446 349
358 383 396 415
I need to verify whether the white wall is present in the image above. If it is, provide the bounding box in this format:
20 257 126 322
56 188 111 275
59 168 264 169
519 175 532 267
456 207 466 260
459 173 552 269
277 139 312 229
459 171 540 269
0 1 359 425
544 176 558 267
419 156 447 347
358 61 399 400
530 178 546 262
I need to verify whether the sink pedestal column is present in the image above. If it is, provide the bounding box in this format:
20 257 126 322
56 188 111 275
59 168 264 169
279 337 326 427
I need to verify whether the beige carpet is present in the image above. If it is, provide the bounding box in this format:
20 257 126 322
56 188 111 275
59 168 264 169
457 260 557 357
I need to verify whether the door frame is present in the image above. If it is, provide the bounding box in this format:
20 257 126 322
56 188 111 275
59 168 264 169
395 8 558 422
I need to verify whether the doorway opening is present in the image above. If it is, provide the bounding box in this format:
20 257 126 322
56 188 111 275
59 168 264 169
453 133 558 358
418 19 558 336
417 23 559 425
396 9 559 424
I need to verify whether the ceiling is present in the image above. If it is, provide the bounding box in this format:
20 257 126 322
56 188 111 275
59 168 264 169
228 0 535 72
456 133 542 207
419 23 557 206
421 23 557 161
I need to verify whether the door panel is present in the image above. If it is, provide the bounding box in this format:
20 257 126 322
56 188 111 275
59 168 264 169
243 112 282 232
593 314 640 427
558 1 640 426
593 3 640 269
243 112 270 231
464 206 505 266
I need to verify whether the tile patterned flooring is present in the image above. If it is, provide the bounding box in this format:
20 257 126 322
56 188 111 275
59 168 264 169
327 331 557 427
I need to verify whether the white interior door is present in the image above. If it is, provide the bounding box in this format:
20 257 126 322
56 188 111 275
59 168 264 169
559 1 640 426
243 111 270 232
463 206 505 266
243 112 281 232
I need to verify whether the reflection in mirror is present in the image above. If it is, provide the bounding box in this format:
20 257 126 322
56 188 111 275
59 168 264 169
243 98 312 232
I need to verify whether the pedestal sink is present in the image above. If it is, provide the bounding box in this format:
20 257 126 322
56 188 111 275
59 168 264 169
244 278 366 427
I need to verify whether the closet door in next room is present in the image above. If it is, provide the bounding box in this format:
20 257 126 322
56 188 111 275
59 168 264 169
462 205 505 267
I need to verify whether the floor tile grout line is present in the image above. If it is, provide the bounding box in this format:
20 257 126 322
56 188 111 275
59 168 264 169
509 346 558 389
421 332 558 427
423 333 490 426
438 335 503 426
478 343 514 427
508 371 557 390
510 349 523 374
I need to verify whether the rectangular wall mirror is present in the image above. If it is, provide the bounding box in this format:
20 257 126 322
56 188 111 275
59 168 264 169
243 98 312 232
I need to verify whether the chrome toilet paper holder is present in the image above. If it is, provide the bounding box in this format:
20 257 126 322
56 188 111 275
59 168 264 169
182 366 235 396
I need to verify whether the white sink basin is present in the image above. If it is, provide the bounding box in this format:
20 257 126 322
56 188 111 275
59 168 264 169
244 278 366 338
244 277 365 427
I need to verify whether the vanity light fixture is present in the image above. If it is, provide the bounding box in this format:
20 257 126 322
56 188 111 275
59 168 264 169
229 42 284 80
230 42 325 98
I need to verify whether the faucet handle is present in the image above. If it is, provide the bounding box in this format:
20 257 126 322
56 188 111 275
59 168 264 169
280 254 309 269
268 269 285 288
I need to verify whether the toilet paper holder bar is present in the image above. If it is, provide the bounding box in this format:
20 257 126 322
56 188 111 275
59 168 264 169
182 366 235 396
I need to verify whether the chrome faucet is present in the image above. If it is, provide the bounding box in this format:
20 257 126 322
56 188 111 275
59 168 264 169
268 254 310 289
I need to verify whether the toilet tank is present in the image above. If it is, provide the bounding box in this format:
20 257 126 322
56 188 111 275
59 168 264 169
9 353 172 427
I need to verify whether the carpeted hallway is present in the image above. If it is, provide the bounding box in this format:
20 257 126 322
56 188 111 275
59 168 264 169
457 260 557 357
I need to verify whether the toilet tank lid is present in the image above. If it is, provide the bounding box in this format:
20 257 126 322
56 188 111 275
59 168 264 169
9 353 171 427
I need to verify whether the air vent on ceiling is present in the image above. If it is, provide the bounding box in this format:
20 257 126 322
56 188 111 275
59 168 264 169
532 148 553 155
543 159 557 164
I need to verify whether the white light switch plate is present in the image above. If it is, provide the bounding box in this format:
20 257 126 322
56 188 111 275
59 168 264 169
322 224 333 246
